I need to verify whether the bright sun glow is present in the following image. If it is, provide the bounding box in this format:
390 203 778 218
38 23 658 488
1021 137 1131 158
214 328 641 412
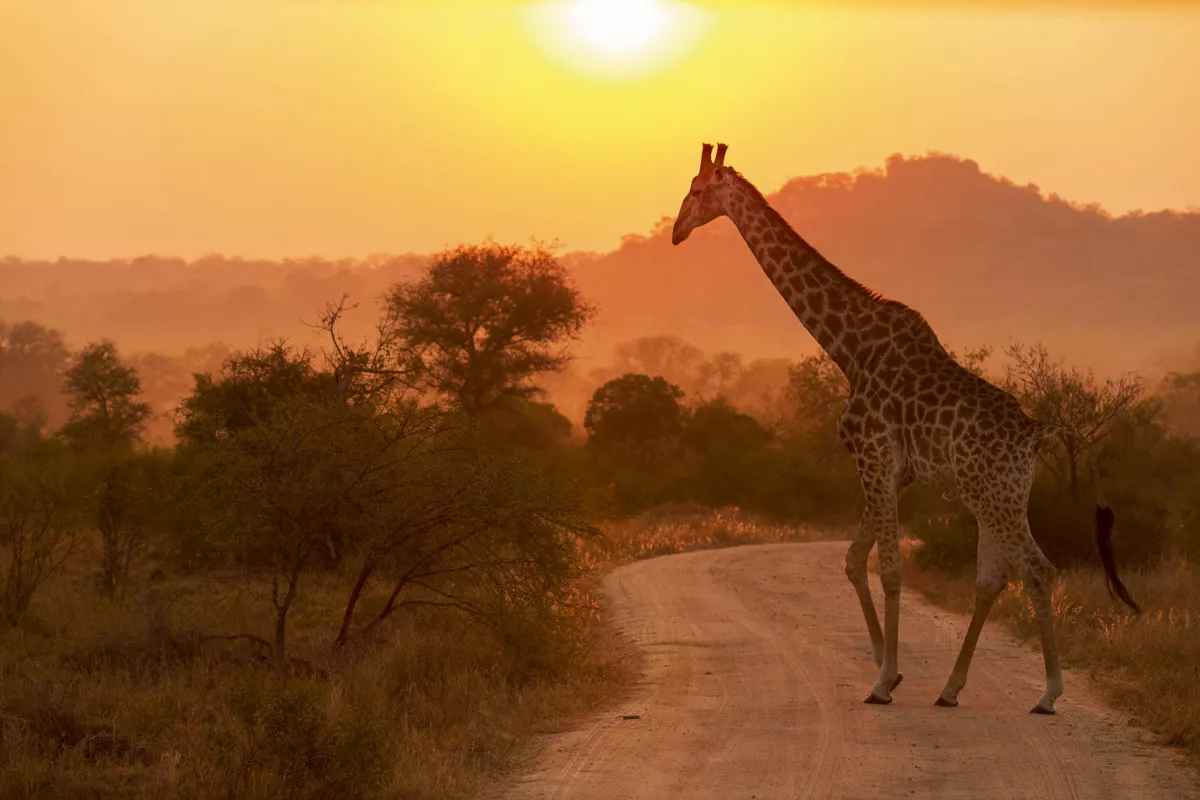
566 0 669 55
526 0 711 79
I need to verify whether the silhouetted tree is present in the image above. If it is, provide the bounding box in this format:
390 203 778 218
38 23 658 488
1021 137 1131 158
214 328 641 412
682 397 776 509
0 320 71 427
181 345 595 664
332 441 596 652
197 394 393 664
683 397 771 454
0 407 46 460
60 341 153 598
949 345 993 378
584 374 685 467
479 399 573 452
778 354 849 444
386 243 594 418
176 342 335 444
586 337 794 425
1003 343 1143 501
60 341 151 451
0 435 84 624
775 354 860 518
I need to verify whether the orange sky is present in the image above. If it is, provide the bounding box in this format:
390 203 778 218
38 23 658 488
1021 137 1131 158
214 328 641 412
2 1 1199 260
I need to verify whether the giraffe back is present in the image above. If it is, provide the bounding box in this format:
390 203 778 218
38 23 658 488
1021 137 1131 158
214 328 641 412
838 302 1044 489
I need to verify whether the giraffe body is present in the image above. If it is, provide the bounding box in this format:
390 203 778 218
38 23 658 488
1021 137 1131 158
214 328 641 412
671 143 1135 712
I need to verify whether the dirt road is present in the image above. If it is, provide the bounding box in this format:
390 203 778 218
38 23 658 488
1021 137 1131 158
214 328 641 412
501 542 1196 799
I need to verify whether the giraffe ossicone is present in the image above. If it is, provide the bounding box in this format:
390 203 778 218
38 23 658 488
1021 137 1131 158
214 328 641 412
671 142 1139 712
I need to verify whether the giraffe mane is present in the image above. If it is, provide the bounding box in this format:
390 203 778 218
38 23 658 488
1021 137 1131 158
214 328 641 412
725 168 904 308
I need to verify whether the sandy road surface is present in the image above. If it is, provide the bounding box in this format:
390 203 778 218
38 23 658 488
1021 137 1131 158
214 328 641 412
500 542 1197 800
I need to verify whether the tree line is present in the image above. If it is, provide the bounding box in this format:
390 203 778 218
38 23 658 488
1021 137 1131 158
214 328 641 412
3 240 1199 652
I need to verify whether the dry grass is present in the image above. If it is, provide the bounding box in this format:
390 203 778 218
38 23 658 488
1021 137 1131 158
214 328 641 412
0 505 828 799
0 568 629 800
902 540 1200 758
597 504 841 565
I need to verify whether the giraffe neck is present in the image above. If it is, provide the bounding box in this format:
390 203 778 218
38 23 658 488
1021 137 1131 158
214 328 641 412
722 173 882 375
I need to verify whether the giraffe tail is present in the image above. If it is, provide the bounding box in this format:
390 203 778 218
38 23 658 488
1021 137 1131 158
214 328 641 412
1040 423 1140 614
1094 506 1140 614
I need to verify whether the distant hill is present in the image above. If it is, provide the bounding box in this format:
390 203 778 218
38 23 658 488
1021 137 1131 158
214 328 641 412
2 153 1197 382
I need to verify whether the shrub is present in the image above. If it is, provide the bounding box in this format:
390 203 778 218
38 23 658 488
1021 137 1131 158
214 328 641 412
225 676 390 799
910 511 977 573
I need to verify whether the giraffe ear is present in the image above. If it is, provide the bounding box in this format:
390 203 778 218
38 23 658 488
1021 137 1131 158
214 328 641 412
700 143 714 172
715 143 728 168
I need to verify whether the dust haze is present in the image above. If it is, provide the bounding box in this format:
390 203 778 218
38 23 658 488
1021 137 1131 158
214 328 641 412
5 153 1198 438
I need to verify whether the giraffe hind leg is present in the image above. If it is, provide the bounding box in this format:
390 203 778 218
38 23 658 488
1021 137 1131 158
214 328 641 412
936 571 1004 707
996 514 1063 714
936 520 1007 707
1026 552 1063 714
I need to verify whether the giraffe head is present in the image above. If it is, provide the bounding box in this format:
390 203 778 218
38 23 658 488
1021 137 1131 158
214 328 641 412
671 142 732 245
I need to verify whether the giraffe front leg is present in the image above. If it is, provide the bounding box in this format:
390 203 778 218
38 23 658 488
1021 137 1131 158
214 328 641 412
849 458 902 705
844 531 883 668
865 531 903 704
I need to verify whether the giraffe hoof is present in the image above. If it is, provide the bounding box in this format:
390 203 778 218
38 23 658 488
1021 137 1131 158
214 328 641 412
1030 704 1056 715
888 673 904 692
863 691 893 705
934 696 958 708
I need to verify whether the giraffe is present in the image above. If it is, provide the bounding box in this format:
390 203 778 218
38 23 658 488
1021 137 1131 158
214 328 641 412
670 142 1139 713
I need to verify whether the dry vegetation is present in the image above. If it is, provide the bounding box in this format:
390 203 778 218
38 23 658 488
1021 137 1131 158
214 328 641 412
0 506 826 800
598 504 836 564
0 560 626 800
902 539 1200 759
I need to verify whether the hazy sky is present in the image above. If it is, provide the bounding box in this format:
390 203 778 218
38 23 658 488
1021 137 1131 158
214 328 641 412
3 1 1199 259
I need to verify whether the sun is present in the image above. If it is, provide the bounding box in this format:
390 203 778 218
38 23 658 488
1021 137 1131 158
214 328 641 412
565 0 669 56
525 0 711 79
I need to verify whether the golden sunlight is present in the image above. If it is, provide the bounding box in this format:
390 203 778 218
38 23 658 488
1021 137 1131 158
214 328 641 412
567 0 668 55
525 0 711 79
